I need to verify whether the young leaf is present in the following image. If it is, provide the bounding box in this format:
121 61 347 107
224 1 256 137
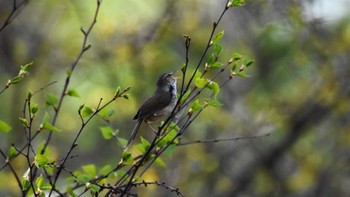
43 121 61 132
236 72 249 78
122 151 134 166
9 76 23 84
20 62 33 73
244 58 254 67
67 89 80 98
99 165 112 175
45 93 58 106
36 174 44 189
212 30 224 44
232 63 238 71
136 137 151 153
7 146 18 159
81 106 94 117
207 53 215 65
19 117 29 128
98 108 116 119
232 53 242 61
180 89 191 104
99 126 114 140
35 154 49 168
195 78 207 88
206 99 223 107
230 0 246 7
155 157 166 167
208 81 220 97
30 102 39 115
76 174 90 184
191 100 204 111
163 144 176 158
82 164 96 178
0 120 12 133
214 43 223 56
122 94 129 100
211 62 223 68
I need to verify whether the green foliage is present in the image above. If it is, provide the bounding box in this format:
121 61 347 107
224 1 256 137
0 120 12 133
8 62 33 85
35 154 49 168
7 146 17 159
82 164 97 178
67 89 80 98
45 93 58 106
42 112 61 132
99 126 114 139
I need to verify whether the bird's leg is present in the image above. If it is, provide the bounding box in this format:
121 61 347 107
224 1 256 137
146 122 158 134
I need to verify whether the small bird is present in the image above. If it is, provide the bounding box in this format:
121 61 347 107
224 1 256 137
126 72 178 148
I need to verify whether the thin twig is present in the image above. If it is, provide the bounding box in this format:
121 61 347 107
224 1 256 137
0 0 29 32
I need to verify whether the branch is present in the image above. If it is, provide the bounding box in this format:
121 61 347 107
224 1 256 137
0 0 29 32
41 0 102 155
177 133 271 146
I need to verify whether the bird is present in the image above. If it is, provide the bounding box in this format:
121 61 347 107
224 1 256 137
126 72 178 148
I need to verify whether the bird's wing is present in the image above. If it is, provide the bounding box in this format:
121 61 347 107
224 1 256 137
134 91 173 120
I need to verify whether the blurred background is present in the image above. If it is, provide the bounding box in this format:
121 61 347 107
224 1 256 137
1 0 350 196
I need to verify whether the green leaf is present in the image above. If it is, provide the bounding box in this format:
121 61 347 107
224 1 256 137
214 43 223 56
158 128 178 147
236 72 249 78
180 89 191 104
212 30 224 44
208 81 220 97
122 94 129 100
0 120 12 133
90 184 100 194
82 164 96 178
232 53 242 61
244 58 254 67
45 93 58 106
35 154 49 168
20 62 33 73
136 137 151 153
40 183 52 190
206 99 223 107
43 121 61 132
76 174 90 184
22 179 30 191
99 165 112 175
122 151 134 166
36 174 44 189
30 102 38 115
22 168 31 191
10 75 23 84
191 100 204 111
155 157 166 167
66 186 77 197
207 53 215 65
163 144 176 158
98 108 116 119
99 126 114 140
19 117 29 128
195 78 207 88
232 63 238 71
81 106 94 117
44 165 54 176
230 0 246 7
211 62 223 68
67 89 80 98
7 146 18 159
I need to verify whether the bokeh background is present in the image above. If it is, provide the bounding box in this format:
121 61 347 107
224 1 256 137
1 0 350 196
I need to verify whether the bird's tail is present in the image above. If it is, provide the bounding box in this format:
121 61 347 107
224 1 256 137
125 120 142 149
